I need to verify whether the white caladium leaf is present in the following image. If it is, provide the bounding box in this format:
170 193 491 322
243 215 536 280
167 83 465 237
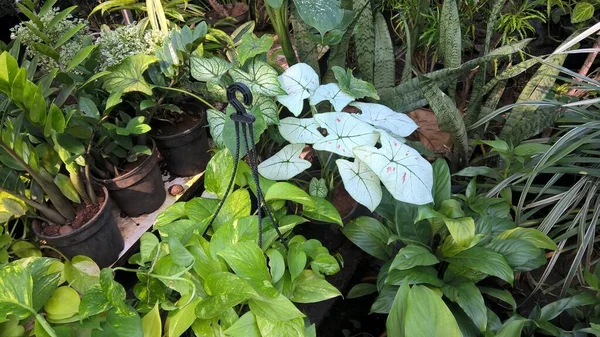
278 117 324 144
230 58 286 97
207 109 226 148
277 63 319 116
336 159 382 212
353 131 433 205
313 112 377 157
190 56 233 82
351 102 418 137
309 83 354 112
258 143 311 180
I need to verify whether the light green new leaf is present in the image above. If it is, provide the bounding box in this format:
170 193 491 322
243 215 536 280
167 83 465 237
351 102 417 137
248 294 305 321
277 63 320 116
267 249 285 283
103 55 158 95
342 216 393 260
237 33 274 65
442 282 487 332
255 315 305 337
44 286 79 321
291 270 341 303
337 159 382 212
302 197 343 225
354 131 434 205
195 272 257 319
404 285 462 337
213 189 252 231
141 303 161 337
572 2 594 24
309 83 354 111
444 217 475 247
494 228 557 250
258 144 311 180
140 232 159 263
230 59 285 97
53 174 80 204
190 56 232 82
279 117 324 144
165 298 201 337
386 280 410 337
64 256 100 294
224 312 261 337
210 216 259 259
446 247 514 285
389 245 438 271
314 112 378 157
288 243 307 282
265 182 315 207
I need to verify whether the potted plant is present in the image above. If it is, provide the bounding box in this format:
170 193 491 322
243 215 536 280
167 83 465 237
205 0 250 33
0 52 123 267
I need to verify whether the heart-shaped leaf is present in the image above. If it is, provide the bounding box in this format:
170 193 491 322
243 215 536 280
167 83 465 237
190 56 232 83
277 63 319 116
313 112 378 157
278 117 324 144
336 159 382 212
351 102 418 137
207 109 226 148
236 33 274 65
295 0 343 37
103 55 158 95
230 58 285 96
353 131 433 205
254 95 279 125
309 83 354 111
258 144 311 180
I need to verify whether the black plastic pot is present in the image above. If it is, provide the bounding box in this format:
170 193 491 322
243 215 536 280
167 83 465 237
34 186 123 268
151 112 209 177
97 140 166 217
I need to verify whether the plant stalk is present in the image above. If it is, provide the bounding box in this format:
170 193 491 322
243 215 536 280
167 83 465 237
266 1 297 66
0 187 67 224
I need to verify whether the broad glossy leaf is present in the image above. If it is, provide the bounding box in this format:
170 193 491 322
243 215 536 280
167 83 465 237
258 144 311 180
404 285 462 337
310 253 340 275
572 2 594 24
442 282 487 332
104 307 143 337
165 298 201 337
236 33 274 65
64 256 100 294
195 272 257 319
213 189 252 232
79 285 110 319
140 233 159 263
103 55 158 95
206 109 226 148
277 63 319 116
168 237 194 267
354 131 433 205
230 58 285 96
386 266 443 287
255 315 304 337
387 280 410 337
314 112 378 157
265 182 315 207
295 0 343 36
351 102 418 137
53 173 80 204
479 287 516 312
347 283 377 299
539 292 596 321
224 312 261 337
485 239 545 271
99 269 129 315
0 265 33 319
432 159 451 207
190 56 232 82
342 216 393 260
495 317 528 337
205 149 234 199
278 117 323 144
302 197 342 225
44 286 79 321
446 247 514 285
248 294 305 321
444 217 475 247
389 245 438 271
267 249 285 283
288 243 307 282
210 216 259 259
494 228 557 250
291 270 341 303
141 303 161 337
309 83 354 111
332 66 380 100
337 159 382 212
218 242 277 298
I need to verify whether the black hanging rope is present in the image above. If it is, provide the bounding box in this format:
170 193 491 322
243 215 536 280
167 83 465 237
205 83 287 248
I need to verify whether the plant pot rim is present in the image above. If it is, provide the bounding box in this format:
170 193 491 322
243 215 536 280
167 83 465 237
34 185 111 240
150 111 206 141
96 138 159 185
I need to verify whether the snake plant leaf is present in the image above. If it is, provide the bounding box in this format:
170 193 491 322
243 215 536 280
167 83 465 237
336 159 382 212
230 58 285 97
294 0 344 37
258 144 311 180
190 56 233 83
309 83 354 112
277 63 320 116
353 131 433 205
103 55 158 95
351 102 418 137
313 112 378 157
439 0 461 97
278 117 324 144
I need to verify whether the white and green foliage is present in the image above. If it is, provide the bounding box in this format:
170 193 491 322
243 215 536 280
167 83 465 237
0 256 143 337
255 62 432 211
10 2 89 72
343 161 558 336
127 151 342 336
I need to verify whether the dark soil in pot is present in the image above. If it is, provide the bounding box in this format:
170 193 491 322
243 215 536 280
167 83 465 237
206 2 249 34
96 139 166 217
151 110 209 177
34 186 124 268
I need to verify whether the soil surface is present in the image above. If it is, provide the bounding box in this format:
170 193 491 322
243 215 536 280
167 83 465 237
207 2 249 20
152 112 203 137
121 154 149 174
41 194 105 236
